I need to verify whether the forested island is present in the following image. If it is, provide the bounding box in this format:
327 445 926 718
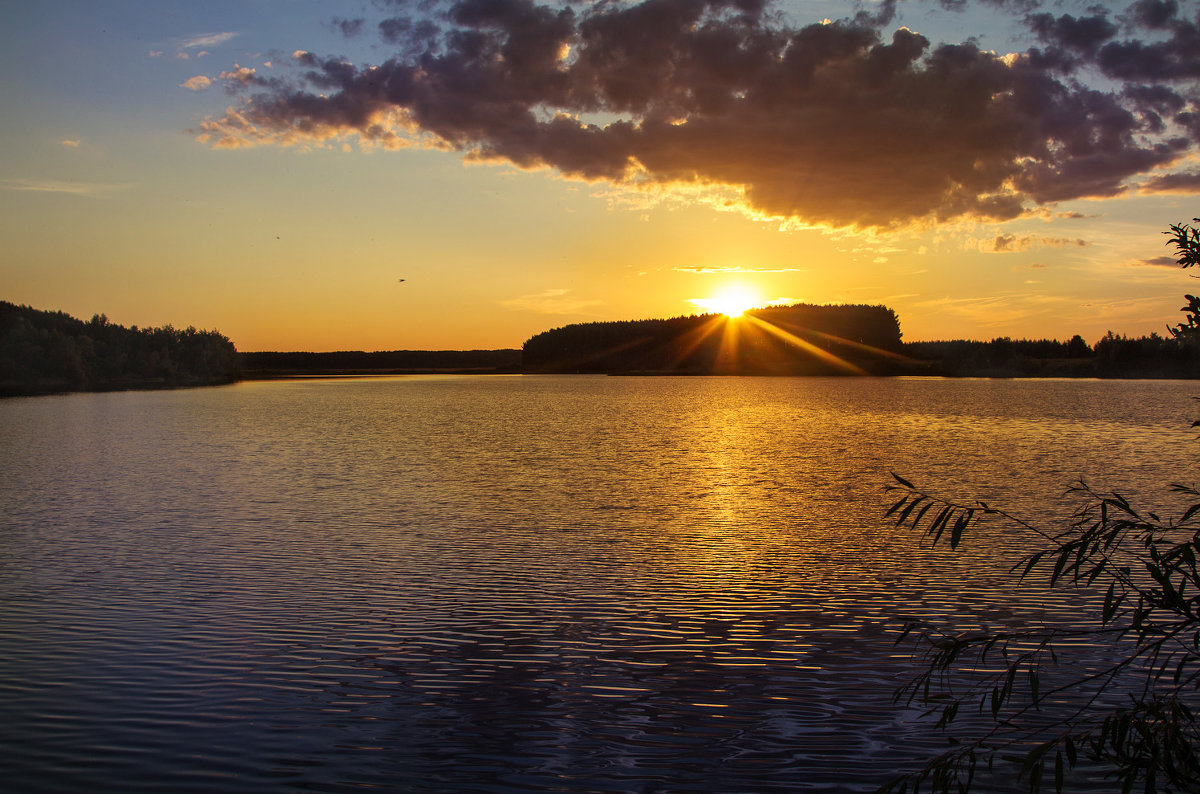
523 303 907 375
0 301 239 396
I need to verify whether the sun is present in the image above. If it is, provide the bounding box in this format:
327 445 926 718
692 287 759 318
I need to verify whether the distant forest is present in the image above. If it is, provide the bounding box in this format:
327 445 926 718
907 333 1200 378
523 303 905 374
241 349 521 375
0 301 239 396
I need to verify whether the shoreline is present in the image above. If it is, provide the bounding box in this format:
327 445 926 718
8 367 1200 398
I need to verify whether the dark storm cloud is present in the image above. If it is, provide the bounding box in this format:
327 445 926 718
1020 1 1200 82
1125 0 1181 29
198 0 1200 229
1027 10 1119 55
332 17 366 37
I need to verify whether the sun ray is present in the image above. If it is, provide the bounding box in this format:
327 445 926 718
743 315 868 375
763 318 920 365
662 315 727 371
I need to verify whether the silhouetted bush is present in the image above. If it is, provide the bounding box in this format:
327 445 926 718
882 219 1200 793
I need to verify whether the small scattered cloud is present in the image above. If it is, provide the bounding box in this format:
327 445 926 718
910 294 1065 327
60 139 80 148
3 179 132 197
180 75 212 91
986 234 1089 252
148 50 163 58
1135 255 1183 268
501 288 602 314
673 265 804 274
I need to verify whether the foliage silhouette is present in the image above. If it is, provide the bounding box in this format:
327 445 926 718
0 302 238 396
881 220 1200 794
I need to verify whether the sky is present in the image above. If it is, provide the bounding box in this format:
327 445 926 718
2 0 1199 352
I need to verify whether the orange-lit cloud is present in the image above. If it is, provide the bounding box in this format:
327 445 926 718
180 75 212 91
218 66 256 85
196 0 1200 230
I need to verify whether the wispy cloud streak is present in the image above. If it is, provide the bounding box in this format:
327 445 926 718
3 178 132 197
501 288 601 314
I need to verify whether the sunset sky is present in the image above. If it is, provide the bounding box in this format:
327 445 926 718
3 0 1199 352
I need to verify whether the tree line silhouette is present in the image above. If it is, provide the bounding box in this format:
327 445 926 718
909 331 1200 378
0 301 238 396
7 295 1200 395
240 349 521 374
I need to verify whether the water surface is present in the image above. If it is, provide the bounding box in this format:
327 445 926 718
1 375 1195 792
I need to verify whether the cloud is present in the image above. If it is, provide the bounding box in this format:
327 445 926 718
2 179 132 197
180 32 237 50
180 75 213 91
1141 169 1200 193
987 234 1090 252
1136 255 1185 267
332 17 366 37
219 66 256 85
500 288 602 314
60 139 80 147
673 265 804 274
195 0 1200 229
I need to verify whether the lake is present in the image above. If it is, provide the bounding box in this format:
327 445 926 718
1 375 1196 792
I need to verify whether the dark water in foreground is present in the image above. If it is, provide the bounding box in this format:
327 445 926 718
1 375 1196 792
